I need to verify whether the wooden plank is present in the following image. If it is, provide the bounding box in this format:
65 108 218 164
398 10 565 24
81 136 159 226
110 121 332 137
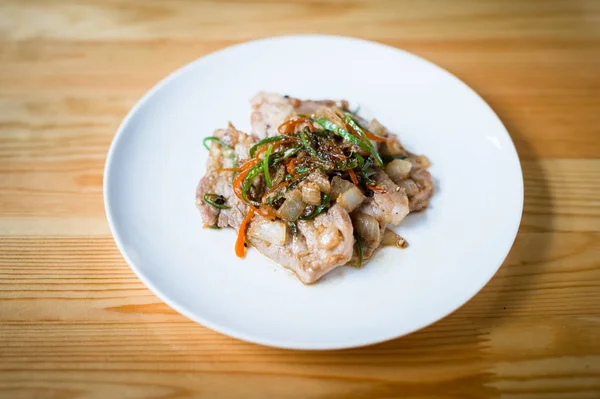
1 0 599 397
1 39 599 158
0 234 598 396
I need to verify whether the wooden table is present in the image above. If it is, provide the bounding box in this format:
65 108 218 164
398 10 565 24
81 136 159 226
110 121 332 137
1 1 599 397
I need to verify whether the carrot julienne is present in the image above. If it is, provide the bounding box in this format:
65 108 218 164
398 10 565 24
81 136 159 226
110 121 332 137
232 158 261 201
363 130 388 143
278 117 313 135
366 184 387 193
235 208 255 258
348 169 359 185
286 158 299 176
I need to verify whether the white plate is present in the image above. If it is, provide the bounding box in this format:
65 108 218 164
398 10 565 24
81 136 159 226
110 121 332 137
104 35 523 349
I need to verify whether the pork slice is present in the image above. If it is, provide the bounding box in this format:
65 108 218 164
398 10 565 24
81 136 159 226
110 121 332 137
196 125 256 229
360 170 410 226
376 131 434 212
286 96 349 115
356 170 410 260
401 164 434 212
250 92 349 138
250 92 295 139
248 204 354 284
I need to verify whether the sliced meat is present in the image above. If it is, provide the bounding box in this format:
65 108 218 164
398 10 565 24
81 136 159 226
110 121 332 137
250 92 295 139
359 170 409 226
355 170 410 260
401 163 434 212
376 131 434 212
250 92 350 138
196 125 256 230
350 212 382 260
286 96 349 115
248 204 354 284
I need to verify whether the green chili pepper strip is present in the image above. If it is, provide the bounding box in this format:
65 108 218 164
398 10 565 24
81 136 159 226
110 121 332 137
203 193 230 209
241 162 264 206
343 115 384 166
313 118 368 151
272 146 302 163
203 137 232 151
263 145 273 189
249 135 288 158
300 194 331 220
355 234 364 267
300 130 318 158
313 117 383 166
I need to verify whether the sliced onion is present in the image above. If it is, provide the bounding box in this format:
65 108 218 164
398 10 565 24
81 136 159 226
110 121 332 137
248 220 287 246
382 229 408 249
398 179 419 196
310 170 331 194
330 176 355 200
314 106 345 127
301 183 321 206
385 159 412 181
352 213 380 244
414 155 431 169
367 118 387 137
383 136 406 156
337 186 366 212
277 190 305 221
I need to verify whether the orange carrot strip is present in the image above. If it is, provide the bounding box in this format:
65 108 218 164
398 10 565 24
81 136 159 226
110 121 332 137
235 208 255 258
232 158 261 201
286 158 299 176
363 130 388 143
347 123 387 143
253 145 269 158
348 169 359 185
366 184 387 194
278 117 313 135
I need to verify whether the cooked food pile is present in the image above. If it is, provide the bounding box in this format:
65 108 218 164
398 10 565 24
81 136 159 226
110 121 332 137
196 93 433 284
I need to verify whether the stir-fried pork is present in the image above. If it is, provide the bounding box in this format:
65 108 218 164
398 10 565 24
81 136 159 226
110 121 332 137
248 205 354 284
197 93 433 283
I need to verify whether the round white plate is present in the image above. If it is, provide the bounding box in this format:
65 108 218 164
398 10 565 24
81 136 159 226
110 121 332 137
104 35 523 349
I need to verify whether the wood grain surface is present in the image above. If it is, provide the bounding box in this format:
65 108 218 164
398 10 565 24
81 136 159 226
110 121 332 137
1 1 599 398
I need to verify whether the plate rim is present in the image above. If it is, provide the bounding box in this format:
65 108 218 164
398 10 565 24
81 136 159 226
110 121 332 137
104 34 524 350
